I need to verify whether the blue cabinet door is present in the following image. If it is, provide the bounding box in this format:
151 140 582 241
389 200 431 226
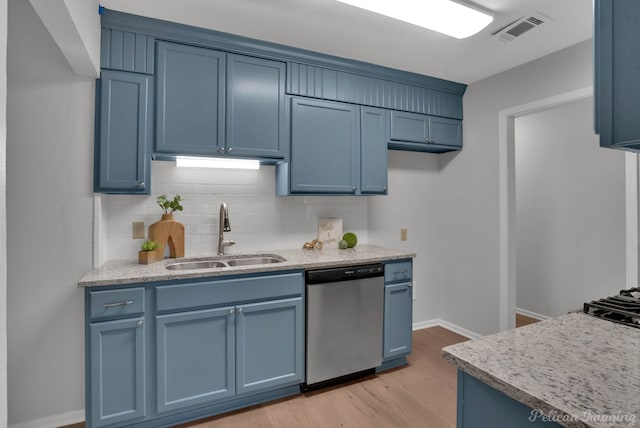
155 41 225 155
227 55 286 158
89 317 146 427
594 0 640 151
95 70 151 194
360 107 388 194
156 307 235 413
383 282 413 360
429 116 462 148
236 297 304 395
290 97 359 194
389 110 428 143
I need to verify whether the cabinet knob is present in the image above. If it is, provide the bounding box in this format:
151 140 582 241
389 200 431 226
228 309 234 316
227 147 233 152
237 307 243 314
383 186 387 191
218 147 225 153
136 181 145 189
352 187 356 192
136 320 143 328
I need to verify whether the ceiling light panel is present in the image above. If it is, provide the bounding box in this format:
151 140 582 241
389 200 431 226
336 0 493 39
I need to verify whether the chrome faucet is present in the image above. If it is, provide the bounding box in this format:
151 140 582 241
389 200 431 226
217 202 236 255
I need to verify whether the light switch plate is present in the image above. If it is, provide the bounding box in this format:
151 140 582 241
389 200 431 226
133 221 145 239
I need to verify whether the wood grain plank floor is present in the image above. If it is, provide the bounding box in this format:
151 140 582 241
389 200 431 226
516 313 541 328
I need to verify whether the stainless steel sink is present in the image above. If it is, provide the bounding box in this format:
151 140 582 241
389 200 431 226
165 260 228 270
225 256 285 267
165 254 286 270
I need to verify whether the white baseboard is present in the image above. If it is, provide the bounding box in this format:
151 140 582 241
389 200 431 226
515 307 551 321
9 410 84 428
413 319 482 339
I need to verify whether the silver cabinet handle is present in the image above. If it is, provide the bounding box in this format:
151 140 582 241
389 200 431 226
237 307 243 314
227 147 233 152
383 186 387 191
136 320 144 328
228 309 234 316
104 300 133 308
218 147 225 153
352 186 357 191
136 182 145 189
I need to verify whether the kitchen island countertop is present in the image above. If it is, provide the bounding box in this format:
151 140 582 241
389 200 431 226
442 312 640 428
78 244 415 287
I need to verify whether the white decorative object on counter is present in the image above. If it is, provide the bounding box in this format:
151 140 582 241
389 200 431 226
317 218 343 248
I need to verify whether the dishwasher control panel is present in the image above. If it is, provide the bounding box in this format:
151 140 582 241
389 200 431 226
306 263 384 284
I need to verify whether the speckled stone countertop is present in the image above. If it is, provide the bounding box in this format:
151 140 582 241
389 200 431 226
442 313 640 428
78 244 415 287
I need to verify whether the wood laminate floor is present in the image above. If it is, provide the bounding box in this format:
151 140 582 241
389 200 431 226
516 313 541 328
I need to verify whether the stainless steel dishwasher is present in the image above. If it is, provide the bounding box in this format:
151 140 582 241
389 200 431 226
305 263 384 389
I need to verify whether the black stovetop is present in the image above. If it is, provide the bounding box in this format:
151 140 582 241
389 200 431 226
584 287 640 328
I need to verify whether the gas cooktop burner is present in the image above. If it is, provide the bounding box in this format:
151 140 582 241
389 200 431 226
584 287 640 328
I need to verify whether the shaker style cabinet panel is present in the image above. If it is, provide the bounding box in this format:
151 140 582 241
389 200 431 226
236 297 304 395
95 70 151 194
289 97 359 194
389 110 462 153
89 317 146 427
156 307 235 413
360 107 388 194
226 54 287 158
383 260 413 361
594 0 640 151
155 41 226 155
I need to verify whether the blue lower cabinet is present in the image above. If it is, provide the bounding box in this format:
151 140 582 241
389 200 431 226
89 317 146 427
236 297 304 394
383 282 413 360
457 371 562 427
156 307 235 413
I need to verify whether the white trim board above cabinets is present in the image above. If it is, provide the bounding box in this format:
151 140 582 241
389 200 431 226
94 9 466 195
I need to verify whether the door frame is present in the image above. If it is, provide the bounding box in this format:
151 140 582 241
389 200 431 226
497 86 639 330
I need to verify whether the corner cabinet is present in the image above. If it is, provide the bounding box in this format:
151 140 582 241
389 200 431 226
155 41 286 159
277 97 388 195
95 70 152 194
388 110 462 153
594 0 640 151
382 260 413 364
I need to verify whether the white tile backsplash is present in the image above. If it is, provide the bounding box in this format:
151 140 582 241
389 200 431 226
101 161 368 261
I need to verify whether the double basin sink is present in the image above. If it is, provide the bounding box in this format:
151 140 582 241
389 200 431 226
166 254 286 271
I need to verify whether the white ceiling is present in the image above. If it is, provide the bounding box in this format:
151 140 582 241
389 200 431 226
100 0 593 84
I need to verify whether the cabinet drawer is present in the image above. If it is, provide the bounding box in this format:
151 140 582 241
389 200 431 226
89 287 145 320
156 272 304 312
385 260 412 283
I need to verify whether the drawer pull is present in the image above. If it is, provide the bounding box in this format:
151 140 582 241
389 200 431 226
103 300 134 308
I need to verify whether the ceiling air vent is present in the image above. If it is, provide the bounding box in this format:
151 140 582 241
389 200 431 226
492 13 549 43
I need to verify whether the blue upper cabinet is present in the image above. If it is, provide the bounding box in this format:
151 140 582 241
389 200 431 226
361 107 388 194
594 0 640 151
288 97 359 194
154 42 287 159
226 55 287 159
95 69 151 194
389 110 462 153
155 41 226 155
101 28 154 74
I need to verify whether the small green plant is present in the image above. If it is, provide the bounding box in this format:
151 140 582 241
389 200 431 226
141 239 160 252
157 194 184 214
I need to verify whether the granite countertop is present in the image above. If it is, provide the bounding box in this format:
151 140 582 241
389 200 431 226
78 244 415 287
442 313 640 428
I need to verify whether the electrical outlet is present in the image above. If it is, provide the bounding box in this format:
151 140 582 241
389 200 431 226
400 228 407 241
132 221 145 239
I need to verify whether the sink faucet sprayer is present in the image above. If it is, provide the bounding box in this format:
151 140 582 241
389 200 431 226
217 203 236 255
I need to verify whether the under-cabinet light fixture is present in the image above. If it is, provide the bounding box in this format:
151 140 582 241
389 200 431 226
335 0 493 39
175 156 260 170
